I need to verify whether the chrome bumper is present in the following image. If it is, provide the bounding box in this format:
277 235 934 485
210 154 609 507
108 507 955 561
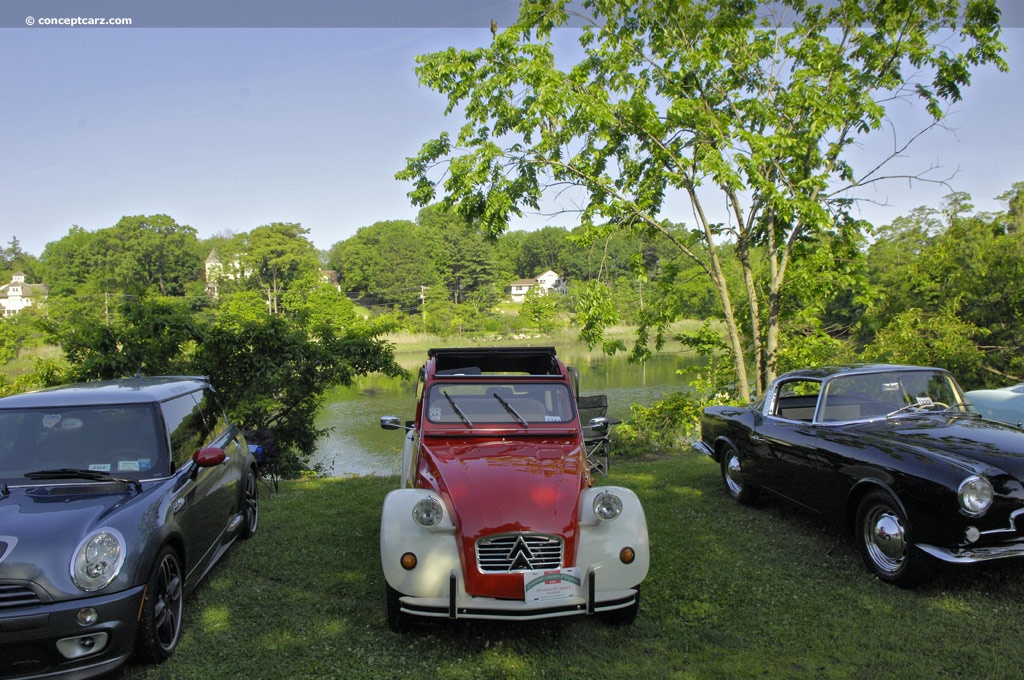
692 441 713 458
918 541 1024 564
396 569 638 622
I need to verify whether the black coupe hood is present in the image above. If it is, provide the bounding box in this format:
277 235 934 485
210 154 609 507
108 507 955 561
860 415 1024 476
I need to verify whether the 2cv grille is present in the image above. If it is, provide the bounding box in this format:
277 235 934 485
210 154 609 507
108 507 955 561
476 533 563 572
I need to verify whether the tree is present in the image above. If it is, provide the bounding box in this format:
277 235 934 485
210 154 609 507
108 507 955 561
328 220 439 311
398 0 1006 400
520 286 559 333
244 223 321 314
40 288 402 474
39 216 202 299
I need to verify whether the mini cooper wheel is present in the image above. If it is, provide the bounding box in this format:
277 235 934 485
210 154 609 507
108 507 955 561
855 490 929 587
241 466 259 540
720 445 759 505
136 546 184 663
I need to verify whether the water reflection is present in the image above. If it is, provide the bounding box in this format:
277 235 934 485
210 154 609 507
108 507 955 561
311 347 704 477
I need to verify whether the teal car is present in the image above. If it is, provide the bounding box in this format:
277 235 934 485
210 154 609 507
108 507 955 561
966 384 1024 428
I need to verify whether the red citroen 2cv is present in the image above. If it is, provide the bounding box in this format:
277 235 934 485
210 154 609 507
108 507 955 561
379 347 649 631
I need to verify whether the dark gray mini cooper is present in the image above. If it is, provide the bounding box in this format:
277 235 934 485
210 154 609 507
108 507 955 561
0 376 259 679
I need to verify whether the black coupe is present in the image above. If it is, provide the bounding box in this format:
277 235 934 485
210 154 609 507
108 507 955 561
694 364 1024 586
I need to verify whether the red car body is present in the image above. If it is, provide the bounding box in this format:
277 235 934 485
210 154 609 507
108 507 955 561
379 347 649 630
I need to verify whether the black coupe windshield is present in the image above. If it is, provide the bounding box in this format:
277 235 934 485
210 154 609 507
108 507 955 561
0 405 168 481
820 370 969 422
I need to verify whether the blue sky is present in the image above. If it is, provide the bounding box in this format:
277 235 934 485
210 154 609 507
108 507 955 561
1 9 1022 257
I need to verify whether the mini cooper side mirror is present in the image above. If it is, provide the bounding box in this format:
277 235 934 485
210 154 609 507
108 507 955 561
194 447 227 467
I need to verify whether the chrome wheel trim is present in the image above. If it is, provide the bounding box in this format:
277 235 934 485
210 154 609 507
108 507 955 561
863 506 907 574
724 453 744 497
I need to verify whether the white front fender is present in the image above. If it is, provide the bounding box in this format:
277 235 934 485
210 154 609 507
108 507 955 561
380 488 459 597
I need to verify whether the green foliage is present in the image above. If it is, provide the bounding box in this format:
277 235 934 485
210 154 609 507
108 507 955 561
330 219 440 311
40 296 199 381
243 223 321 314
281 272 359 333
859 185 1024 388
519 287 558 333
612 392 707 456
570 280 621 354
863 303 987 381
399 0 1007 399
39 215 202 298
196 316 403 475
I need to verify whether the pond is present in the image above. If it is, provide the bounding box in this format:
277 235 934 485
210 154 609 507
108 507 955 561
311 345 705 477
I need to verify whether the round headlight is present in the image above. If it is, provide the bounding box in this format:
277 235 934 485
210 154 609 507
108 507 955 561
594 492 623 521
958 475 994 517
411 497 444 527
71 529 126 592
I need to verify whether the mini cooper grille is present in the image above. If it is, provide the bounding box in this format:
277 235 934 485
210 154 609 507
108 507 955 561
476 533 563 572
0 583 41 610
27 483 133 496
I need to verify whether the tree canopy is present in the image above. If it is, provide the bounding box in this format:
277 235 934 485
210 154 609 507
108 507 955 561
398 0 1006 399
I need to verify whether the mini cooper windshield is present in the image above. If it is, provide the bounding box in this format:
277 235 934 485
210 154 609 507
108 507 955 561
0 405 169 483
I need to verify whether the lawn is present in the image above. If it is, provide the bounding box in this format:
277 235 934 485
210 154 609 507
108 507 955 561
118 455 1024 679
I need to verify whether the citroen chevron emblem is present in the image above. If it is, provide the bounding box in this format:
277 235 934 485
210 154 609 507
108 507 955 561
506 534 535 571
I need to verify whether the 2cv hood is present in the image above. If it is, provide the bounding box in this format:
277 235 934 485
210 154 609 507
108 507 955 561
0 482 158 599
417 435 586 598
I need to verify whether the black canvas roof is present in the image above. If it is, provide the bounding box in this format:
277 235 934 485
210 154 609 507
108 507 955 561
428 347 561 376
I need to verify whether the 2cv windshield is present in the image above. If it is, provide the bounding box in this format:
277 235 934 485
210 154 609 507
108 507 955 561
425 382 575 426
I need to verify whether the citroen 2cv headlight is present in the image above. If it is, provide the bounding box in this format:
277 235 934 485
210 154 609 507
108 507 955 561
71 528 126 592
958 475 994 517
411 497 444 527
594 492 623 521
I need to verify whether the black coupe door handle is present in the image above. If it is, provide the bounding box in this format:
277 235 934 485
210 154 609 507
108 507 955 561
750 434 766 444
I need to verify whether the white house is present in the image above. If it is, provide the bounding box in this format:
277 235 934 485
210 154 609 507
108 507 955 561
0 273 48 317
508 270 567 302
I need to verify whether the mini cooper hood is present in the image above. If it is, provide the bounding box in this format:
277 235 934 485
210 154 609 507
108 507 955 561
419 436 585 538
856 416 1024 476
0 483 149 584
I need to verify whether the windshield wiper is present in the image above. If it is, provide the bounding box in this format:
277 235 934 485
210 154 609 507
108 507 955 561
492 392 528 427
442 390 473 428
886 399 953 419
25 468 142 492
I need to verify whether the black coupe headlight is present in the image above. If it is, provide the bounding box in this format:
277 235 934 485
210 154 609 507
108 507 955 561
958 475 994 517
70 528 126 592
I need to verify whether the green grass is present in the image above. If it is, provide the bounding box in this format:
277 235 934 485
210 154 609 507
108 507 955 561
119 455 1024 679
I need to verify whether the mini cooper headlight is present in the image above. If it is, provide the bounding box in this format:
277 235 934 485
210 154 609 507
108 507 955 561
411 497 444 527
71 529 126 592
594 492 623 521
958 475 994 517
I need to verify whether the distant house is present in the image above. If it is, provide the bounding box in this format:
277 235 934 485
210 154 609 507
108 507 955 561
321 270 341 292
204 249 245 298
0 273 48 317
508 270 567 303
